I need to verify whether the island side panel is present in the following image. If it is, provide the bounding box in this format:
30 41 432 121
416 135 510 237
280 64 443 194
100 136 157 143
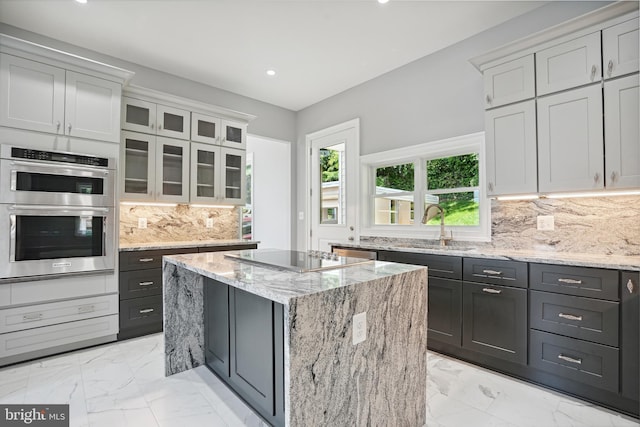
287 268 427 426
163 261 206 376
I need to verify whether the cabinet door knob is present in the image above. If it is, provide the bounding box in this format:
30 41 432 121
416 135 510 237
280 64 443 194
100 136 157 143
158 124 162 130
610 171 618 183
150 123 155 130
56 121 61 132
67 123 72 133
593 172 600 184
607 60 613 77
590 65 597 81
488 182 494 192
486 95 492 105
348 236 354 241
628 279 635 294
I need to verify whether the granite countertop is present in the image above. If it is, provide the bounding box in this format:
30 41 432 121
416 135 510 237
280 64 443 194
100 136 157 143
119 239 259 252
163 250 426 305
336 243 640 271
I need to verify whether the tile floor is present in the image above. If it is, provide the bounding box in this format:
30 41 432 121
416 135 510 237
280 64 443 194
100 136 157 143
0 333 637 427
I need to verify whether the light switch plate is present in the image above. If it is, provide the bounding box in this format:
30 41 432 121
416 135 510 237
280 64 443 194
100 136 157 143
138 217 147 229
537 215 554 231
353 312 366 345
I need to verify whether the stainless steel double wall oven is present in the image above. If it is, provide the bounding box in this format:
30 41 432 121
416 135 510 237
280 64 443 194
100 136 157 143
0 145 116 279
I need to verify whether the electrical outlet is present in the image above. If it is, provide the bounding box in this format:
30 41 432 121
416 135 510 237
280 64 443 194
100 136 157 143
353 312 366 345
537 215 554 231
206 218 214 228
137 217 147 229
298 211 304 221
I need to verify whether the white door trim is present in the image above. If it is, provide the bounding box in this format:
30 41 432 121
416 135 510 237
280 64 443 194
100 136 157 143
304 118 360 251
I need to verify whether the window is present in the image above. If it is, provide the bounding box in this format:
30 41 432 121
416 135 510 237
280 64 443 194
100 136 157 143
361 133 489 241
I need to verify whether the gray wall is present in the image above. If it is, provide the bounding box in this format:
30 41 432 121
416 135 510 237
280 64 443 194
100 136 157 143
293 1 611 250
0 23 296 144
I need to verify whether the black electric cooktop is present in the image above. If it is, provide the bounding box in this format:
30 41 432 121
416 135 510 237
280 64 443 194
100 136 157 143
225 249 373 273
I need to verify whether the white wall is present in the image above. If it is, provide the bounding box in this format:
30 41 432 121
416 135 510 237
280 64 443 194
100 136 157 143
247 135 292 250
293 1 612 250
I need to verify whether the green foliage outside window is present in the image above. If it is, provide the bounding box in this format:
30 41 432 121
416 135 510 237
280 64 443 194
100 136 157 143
375 163 414 191
320 149 340 182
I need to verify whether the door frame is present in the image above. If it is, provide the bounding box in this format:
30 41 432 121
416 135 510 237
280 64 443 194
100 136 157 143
304 118 360 251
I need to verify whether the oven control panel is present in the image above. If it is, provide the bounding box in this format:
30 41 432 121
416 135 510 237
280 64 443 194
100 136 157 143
10 147 109 168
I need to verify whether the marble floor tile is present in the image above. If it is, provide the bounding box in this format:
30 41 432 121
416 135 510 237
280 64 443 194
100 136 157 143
0 333 637 427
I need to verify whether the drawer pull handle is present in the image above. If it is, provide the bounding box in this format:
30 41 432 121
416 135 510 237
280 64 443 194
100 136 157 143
627 279 635 294
558 354 582 365
22 313 43 322
139 281 154 286
139 308 155 314
482 288 502 294
77 305 95 314
482 269 502 276
138 258 154 263
558 278 582 285
558 313 582 321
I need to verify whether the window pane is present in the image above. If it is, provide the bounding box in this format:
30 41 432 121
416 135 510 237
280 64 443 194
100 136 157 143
426 154 478 190
320 144 344 224
374 196 414 225
376 163 414 193
424 191 479 226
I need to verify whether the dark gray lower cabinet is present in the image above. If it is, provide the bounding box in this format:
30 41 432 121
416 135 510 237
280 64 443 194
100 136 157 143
204 278 284 427
428 277 462 347
621 271 639 402
462 282 527 365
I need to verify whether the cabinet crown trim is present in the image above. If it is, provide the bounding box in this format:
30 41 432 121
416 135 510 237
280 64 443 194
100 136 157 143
0 34 135 84
124 85 256 123
469 3 638 71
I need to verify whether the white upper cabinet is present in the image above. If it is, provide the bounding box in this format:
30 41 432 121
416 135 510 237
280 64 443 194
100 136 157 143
121 131 156 201
485 100 537 196
0 54 65 134
483 55 535 109
191 112 220 144
221 147 246 204
190 142 218 203
604 74 640 189
155 137 190 203
0 54 121 142
122 97 190 140
537 85 604 193
64 71 121 143
536 32 601 96
221 119 247 150
603 18 639 79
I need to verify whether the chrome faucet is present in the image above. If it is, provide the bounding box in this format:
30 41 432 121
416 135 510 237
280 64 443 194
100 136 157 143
421 203 453 246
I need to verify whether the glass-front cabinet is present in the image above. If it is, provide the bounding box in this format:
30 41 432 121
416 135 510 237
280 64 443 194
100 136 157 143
122 97 190 140
191 112 220 144
189 143 245 204
121 131 155 201
222 147 246 204
156 137 189 203
221 120 247 150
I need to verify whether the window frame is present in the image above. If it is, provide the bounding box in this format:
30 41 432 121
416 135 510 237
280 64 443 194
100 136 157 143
359 132 490 242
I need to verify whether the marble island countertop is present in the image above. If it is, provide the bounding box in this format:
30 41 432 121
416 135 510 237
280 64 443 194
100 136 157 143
119 239 259 252
335 242 640 271
163 250 426 305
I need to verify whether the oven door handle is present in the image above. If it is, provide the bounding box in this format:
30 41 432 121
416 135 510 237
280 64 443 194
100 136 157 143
8 205 110 214
10 160 110 175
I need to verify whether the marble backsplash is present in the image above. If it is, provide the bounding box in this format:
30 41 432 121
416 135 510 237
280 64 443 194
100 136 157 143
119 204 240 244
363 196 640 256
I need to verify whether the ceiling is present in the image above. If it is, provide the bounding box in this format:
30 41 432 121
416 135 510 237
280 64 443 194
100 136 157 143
0 0 545 111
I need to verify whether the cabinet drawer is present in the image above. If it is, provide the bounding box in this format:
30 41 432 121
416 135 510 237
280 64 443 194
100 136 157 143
530 290 619 347
119 247 198 271
0 294 118 334
0 315 118 360
119 269 162 300
483 54 535 109
536 32 601 95
119 295 163 330
529 330 619 393
530 264 618 301
463 258 527 288
378 251 462 280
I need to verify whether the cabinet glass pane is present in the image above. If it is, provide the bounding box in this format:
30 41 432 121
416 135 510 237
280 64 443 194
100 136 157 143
198 120 216 138
124 138 149 194
163 112 184 133
226 126 242 143
126 104 150 127
197 149 216 198
225 153 242 199
163 145 183 196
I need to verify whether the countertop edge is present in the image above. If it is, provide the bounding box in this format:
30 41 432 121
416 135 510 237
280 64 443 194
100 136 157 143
119 240 259 252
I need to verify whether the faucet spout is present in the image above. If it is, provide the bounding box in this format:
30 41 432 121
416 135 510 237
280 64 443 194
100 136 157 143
421 203 453 246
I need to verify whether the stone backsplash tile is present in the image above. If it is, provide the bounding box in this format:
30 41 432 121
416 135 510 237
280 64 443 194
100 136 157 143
120 204 240 244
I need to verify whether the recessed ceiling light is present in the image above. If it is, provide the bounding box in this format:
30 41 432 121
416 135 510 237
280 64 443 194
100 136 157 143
378 0 389 4
75 0 88 4
266 69 276 77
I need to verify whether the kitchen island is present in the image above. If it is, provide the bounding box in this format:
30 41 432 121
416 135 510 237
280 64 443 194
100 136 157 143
162 249 428 426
